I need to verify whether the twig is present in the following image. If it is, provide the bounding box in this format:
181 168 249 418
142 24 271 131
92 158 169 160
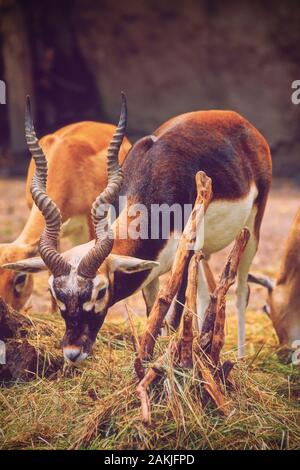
136 340 179 425
194 354 230 416
203 259 217 293
136 368 160 425
178 252 203 368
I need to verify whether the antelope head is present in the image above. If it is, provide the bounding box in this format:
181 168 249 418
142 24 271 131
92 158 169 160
3 94 157 363
248 272 300 359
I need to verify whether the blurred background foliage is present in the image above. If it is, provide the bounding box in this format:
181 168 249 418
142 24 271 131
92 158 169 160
0 0 300 177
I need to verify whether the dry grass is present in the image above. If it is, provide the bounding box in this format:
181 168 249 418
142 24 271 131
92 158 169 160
0 307 299 450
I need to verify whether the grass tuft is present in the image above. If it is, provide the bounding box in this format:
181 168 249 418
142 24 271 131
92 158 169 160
0 308 299 450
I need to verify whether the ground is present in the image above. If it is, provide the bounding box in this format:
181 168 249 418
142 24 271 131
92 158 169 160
0 177 299 450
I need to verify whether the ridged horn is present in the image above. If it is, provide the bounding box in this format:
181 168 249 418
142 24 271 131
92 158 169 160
78 92 127 278
25 95 71 277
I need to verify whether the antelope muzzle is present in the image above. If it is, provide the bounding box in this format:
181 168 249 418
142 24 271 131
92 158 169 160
62 311 106 363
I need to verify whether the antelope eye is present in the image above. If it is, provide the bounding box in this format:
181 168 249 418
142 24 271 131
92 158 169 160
13 273 28 293
96 287 107 300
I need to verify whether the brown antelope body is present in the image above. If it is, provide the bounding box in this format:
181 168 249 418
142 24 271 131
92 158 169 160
4 95 272 362
249 208 300 350
0 117 131 309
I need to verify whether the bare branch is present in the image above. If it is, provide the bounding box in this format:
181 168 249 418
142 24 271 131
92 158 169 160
137 171 212 365
178 252 203 368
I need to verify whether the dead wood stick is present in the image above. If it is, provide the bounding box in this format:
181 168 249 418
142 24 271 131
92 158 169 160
203 259 217 293
219 360 235 385
136 340 178 425
0 297 63 382
178 252 203 368
194 354 230 416
0 297 32 340
136 171 212 366
136 368 160 425
200 228 250 364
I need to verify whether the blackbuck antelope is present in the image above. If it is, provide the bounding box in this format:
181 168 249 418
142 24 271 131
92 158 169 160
4 94 272 362
0 98 131 309
249 207 300 350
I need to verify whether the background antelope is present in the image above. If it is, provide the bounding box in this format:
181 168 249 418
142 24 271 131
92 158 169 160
249 207 300 351
4 93 272 362
0 98 131 310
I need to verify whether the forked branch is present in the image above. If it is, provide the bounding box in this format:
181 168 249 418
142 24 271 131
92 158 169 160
136 171 212 369
135 168 250 424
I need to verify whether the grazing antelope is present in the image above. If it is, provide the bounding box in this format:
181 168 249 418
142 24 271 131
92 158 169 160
0 100 131 310
249 207 300 351
4 93 272 362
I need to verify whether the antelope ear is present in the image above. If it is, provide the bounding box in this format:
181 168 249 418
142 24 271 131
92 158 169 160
1 257 47 273
108 254 159 274
248 273 274 293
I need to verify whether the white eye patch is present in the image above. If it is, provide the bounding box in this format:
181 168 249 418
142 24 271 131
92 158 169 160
83 297 106 314
82 300 94 312
83 276 108 314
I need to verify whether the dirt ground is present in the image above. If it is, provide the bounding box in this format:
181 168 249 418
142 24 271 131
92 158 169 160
0 177 299 324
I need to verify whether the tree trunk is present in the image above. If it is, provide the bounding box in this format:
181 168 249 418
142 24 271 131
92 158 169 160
0 297 63 383
0 0 34 162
